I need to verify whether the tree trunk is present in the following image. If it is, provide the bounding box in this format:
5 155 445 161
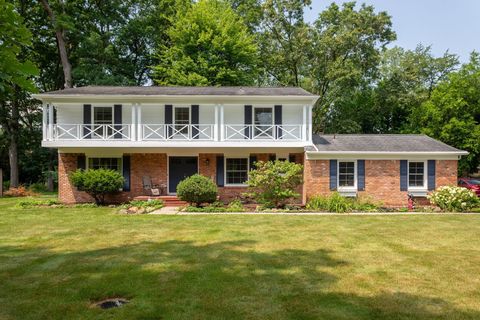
39 0 72 88
9 136 19 188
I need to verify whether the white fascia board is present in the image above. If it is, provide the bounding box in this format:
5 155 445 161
57 146 305 156
305 150 468 160
44 140 310 148
33 94 319 105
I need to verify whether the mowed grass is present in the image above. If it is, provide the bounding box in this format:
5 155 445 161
0 196 479 319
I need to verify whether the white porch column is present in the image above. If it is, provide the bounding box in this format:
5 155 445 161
48 104 54 140
308 105 313 142
131 103 137 141
214 104 219 141
302 105 307 141
220 104 225 141
42 104 48 141
137 103 142 141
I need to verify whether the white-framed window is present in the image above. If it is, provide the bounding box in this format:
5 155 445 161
253 106 273 137
92 106 113 137
225 158 249 185
338 160 356 191
408 160 427 190
174 106 190 135
93 106 113 125
87 157 122 172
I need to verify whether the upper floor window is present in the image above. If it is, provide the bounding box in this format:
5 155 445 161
93 106 113 137
408 161 426 188
88 157 121 172
174 106 190 135
253 107 273 137
338 161 356 189
93 107 113 125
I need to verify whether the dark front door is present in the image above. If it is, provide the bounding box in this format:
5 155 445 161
169 156 198 193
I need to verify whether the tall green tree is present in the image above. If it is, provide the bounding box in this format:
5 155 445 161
258 0 311 86
324 45 459 134
308 2 396 133
153 0 259 86
0 0 39 187
410 53 480 174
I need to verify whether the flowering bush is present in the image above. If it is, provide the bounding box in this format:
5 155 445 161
428 186 479 212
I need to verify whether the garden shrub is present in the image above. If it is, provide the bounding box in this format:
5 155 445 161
16 199 60 208
120 199 164 213
246 160 303 208
184 199 244 212
306 193 380 213
70 169 124 205
176 174 217 207
427 186 479 212
4 186 37 197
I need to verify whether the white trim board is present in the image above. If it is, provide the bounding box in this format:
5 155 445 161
306 151 467 160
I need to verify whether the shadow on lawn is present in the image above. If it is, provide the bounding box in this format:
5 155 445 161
0 240 478 319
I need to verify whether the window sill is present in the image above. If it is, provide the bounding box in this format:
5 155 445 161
408 189 428 197
224 184 248 188
337 189 357 197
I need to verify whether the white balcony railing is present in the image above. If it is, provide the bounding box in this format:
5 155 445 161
52 124 131 140
225 124 303 141
45 124 304 142
142 124 215 141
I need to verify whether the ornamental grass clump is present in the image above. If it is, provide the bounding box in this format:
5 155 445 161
427 186 479 212
176 174 218 207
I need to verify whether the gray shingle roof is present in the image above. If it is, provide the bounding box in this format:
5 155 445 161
42 86 315 96
309 134 465 153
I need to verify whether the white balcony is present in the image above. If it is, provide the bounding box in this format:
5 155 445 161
45 124 304 142
51 124 132 140
225 124 303 141
142 124 215 141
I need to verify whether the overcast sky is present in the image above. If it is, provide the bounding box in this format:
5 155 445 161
305 0 479 62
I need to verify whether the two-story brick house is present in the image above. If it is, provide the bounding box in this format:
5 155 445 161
35 86 467 207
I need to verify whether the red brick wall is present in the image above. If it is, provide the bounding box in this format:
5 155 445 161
303 159 459 207
58 153 167 204
59 152 458 207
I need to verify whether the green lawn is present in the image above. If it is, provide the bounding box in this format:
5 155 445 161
1 196 479 319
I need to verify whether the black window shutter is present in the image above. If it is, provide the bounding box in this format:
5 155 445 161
357 160 365 191
400 160 408 191
274 105 282 139
244 105 252 139
249 155 257 170
191 105 199 139
269 154 276 162
122 155 131 191
77 155 86 170
83 104 91 139
289 154 296 163
428 160 436 191
216 155 224 187
329 159 337 191
165 104 173 138
114 104 122 139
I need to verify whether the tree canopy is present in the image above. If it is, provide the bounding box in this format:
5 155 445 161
153 0 259 86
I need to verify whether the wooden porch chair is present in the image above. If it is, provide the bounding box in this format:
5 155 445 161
142 176 165 196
